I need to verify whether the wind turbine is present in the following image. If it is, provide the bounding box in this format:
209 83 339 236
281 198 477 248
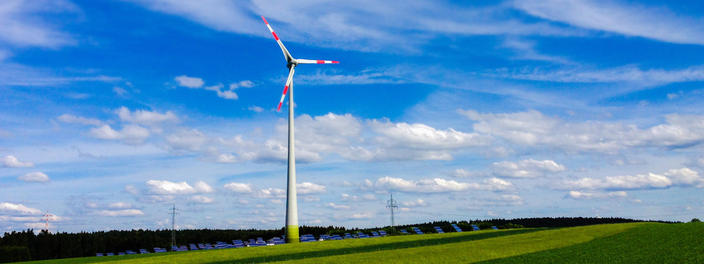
261 16 339 243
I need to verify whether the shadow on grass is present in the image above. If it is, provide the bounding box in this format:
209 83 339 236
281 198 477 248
210 229 543 264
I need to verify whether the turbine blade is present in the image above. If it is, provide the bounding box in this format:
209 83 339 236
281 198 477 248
277 68 296 111
296 59 340 64
261 16 294 63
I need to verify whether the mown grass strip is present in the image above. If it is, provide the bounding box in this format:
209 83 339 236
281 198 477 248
21 229 537 264
479 222 704 264
269 223 640 264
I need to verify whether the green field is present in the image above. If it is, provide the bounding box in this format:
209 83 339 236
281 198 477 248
22 222 704 264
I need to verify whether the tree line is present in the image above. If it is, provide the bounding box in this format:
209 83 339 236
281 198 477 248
0 217 673 262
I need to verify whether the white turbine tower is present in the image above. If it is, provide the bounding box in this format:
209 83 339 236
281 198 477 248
261 16 339 243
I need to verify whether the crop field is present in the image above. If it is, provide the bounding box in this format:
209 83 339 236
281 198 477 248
21 222 704 264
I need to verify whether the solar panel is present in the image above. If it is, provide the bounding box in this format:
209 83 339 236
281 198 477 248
106 253 114 256
126 250 137 255
451 223 463 232
412 227 424 235
471 224 480 231
433 226 445 233
139 249 150 254
400 229 409 234
96 253 104 257
491 226 499 230
379 230 388 236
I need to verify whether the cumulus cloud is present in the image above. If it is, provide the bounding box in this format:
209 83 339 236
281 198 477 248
174 75 204 88
493 159 565 178
257 188 286 199
401 199 428 207
223 182 254 193
0 202 41 215
373 176 511 193
248 106 264 113
327 202 351 210
115 107 179 126
194 181 214 193
18 172 49 182
57 114 103 126
565 168 704 190
190 195 214 204
146 180 200 195
567 190 627 199
108 202 132 209
341 193 376 201
89 124 150 145
370 120 489 150
165 129 209 152
460 109 704 153
216 153 237 163
297 182 326 195
97 209 144 217
450 169 475 178
174 75 253 100
2 155 34 168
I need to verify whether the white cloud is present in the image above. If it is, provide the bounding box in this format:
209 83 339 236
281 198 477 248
116 107 179 125
0 202 41 215
401 199 427 207
257 188 286 199
2 155 33 168
370 120 489 150
108 202 132 209
165 129 208 152
461 110 704 153
341 193 376 201
450 169 474 178
0 0 77 48
174 76 252 100
483 177 514 191
190 195 214 204
97 209 144 217
113 86 128 96
125 185 139 195
375 176 477 193
349 212 374 219
248 106 265 113
174 75 204 88
224 182 254 193
327 202 350 210
297 182 326 195
90 124 150 145
514 0 704 45
490 65 704 84
18 172 49 182
568 190 627 199
57 114 103 126
146 180 196 195
565 168 704 190
131 1 577 52
194 181 214 193
493 159 565 178
216 153 237 163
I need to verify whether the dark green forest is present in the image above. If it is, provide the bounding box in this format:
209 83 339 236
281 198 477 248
0 217 665 262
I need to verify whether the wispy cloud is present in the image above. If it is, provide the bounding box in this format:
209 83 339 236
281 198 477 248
514 0 704 45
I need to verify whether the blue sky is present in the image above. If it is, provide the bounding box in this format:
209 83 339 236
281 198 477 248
2 0 704 232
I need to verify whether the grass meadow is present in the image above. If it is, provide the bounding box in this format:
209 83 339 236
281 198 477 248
21 222 704 264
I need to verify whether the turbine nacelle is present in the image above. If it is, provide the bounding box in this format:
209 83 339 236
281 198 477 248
261 16 339 111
